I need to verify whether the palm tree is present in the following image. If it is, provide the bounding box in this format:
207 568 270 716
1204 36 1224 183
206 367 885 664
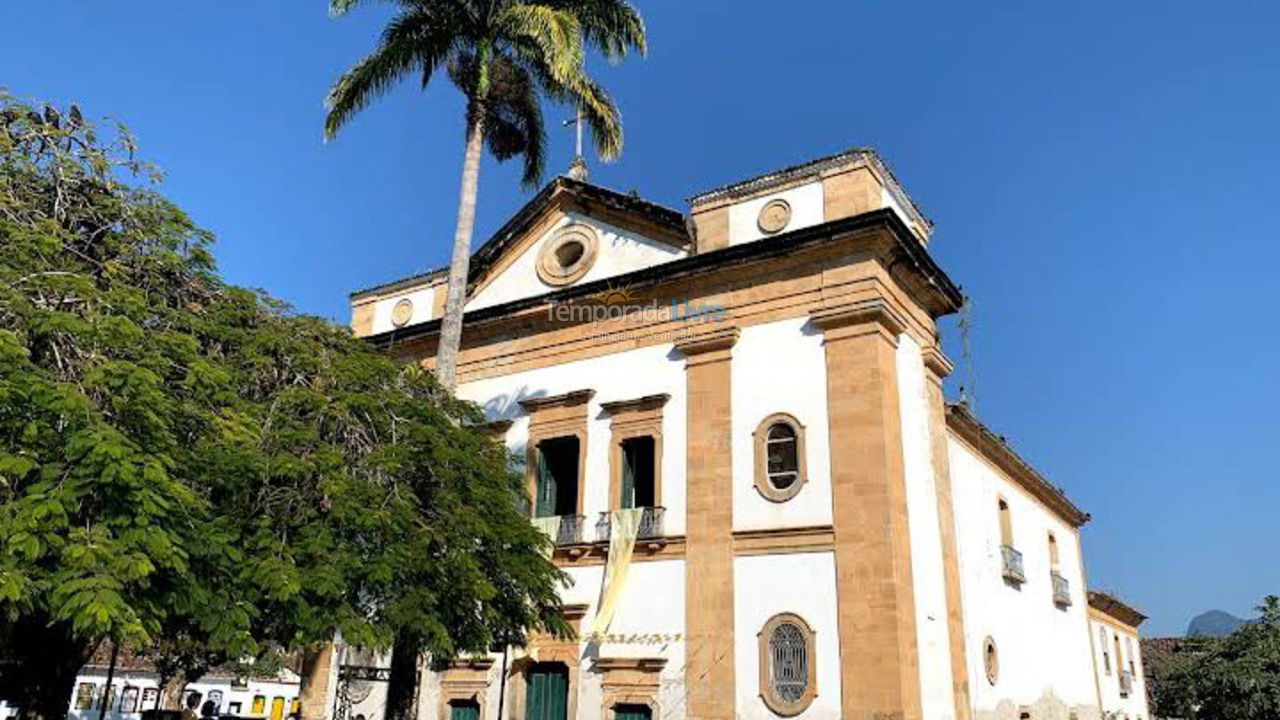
325 0 646 390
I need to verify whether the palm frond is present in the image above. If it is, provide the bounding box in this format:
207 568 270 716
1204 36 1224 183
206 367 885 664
572 76 621 160
494 4 584 88
509 49 621 161
542 0 646 59
324 10 456 140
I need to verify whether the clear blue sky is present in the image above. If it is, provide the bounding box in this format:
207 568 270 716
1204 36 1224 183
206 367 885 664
5 1 1278 637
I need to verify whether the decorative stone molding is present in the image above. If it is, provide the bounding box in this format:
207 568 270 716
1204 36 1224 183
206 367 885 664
752 412 808 503
518 389 596 414
536 224 599 287
809 298 907 344
437 657 495 720
602 394 669 512
598 657 666 719
521 390 594 520
757 198 792 234
921 345 955 381
390 298 414 327
673 326 739 358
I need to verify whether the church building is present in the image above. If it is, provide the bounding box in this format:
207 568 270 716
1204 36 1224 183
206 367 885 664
348 149 1149 720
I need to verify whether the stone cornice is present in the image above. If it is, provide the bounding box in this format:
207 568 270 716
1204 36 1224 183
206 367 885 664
922 346 955 379
518 389 595 413
1088 591 1147 629
364 209 963 349
946 403 1090 528
673 326 740 356
600 394 671 414
810 298 908 336
595 657 668 673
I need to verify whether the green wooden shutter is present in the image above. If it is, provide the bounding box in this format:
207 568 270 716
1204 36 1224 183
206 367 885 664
448 702 479 720
525 665 568 720
535 447 556 517
620 442 636 509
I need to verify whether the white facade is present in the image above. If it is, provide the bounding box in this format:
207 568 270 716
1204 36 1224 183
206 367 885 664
347 150 1146 720
1089 611 1151 720
949 435 1101 719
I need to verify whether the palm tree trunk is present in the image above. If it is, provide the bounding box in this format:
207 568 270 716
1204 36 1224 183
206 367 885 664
435 103 486 390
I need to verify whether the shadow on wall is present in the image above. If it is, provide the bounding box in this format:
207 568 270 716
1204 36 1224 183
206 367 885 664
481 385 549 422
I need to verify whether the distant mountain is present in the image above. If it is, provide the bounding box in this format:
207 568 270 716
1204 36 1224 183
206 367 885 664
1187 609 1247 637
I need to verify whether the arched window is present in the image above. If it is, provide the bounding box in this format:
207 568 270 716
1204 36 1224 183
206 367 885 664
754 414 807 502
1100 627 1111 674
1047 532 1059 568
997 498 1013 547
758 613 816 715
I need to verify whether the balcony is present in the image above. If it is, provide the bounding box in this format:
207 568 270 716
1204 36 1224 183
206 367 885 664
1001 544 1026 584
532 514 585 545
1119 670 1133 698
596 506 666 545
1051 571 1072 607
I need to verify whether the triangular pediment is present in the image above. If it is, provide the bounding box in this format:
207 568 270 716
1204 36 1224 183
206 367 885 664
465 178 690 311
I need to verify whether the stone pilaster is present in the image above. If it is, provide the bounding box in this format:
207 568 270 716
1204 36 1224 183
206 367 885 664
923 346 973 720
676 327 739 720
812 300 922 720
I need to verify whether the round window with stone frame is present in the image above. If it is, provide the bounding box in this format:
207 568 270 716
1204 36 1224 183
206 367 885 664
536 224 599 287
758 613 817 716
753 413 807 502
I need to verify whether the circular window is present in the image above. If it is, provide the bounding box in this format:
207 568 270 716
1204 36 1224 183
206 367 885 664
757 198 792 234
536 225 598 286
390 298 414 327
754 413 807 502
983 636 999 685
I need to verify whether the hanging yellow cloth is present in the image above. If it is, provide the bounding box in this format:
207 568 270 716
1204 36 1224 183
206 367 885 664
588 507 644 639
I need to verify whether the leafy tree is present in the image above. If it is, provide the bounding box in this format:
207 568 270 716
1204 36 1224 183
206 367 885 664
323 0 647 390
1144 596 1280 720
0 94 567 720
1191 596 1280 719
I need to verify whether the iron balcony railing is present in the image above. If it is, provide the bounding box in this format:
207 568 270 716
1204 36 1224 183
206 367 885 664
596 506 666 543
1001 544 1026 584
556 514 585 545
1119 670 1133 698
1051 571 1072 606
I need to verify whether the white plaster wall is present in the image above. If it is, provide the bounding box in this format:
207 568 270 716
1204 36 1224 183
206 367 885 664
731 318 833 531
949 437 1100 717
369 284 436 335
895 334 956 720
457 342 688 537
732 552 842 720
726 181 825 246
467 212 687 312
1090 618 1150 720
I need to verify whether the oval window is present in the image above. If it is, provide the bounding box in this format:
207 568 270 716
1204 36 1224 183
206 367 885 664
754 414 807 502
759 613 816 715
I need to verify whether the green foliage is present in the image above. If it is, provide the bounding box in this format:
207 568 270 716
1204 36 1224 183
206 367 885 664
1146 596 1280 720
0 94 567 716
323 0 646 186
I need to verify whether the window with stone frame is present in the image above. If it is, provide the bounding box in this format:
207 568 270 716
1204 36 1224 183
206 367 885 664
753 414 807 502
758 613 817 715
